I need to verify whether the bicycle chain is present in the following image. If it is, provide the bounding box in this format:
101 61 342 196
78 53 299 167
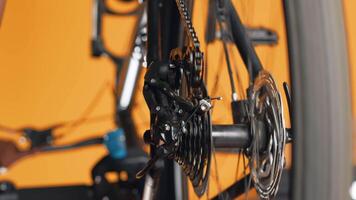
174 0 203 75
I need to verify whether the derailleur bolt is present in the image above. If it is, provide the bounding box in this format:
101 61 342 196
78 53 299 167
178 109 183 114
182 127 187 133
164 124 171 131
199 99 212 112
201 105 208 111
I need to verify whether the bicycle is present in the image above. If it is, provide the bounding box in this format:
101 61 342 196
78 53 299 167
0 0 352 199
130 0 352 199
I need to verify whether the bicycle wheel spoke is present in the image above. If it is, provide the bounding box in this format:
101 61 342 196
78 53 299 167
229 44 246 99
212 148 223 195
210 172 253 200
234 150 242 180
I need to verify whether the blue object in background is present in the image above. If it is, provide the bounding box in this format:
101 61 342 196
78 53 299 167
104 128 127 159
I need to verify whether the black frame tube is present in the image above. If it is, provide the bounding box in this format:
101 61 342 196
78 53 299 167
160 0 180 61
147 0 160 64
227 0 263 80
146 1 182 199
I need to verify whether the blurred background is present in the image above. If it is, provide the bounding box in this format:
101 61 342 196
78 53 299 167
0 0 354 199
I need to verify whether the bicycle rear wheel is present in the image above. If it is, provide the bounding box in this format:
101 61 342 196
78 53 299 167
203 0 353 199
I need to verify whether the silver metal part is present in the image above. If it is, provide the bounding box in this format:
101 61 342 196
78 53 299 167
249 70 287 199
142 175 155 200
199 99 212 112
119 9 147 109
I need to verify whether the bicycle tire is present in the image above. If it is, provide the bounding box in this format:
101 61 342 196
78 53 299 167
284 0 353 200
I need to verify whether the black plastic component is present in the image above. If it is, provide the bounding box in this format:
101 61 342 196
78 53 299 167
92 149 148 200
12 186 91 200
143 130 152 145
23 128 53 149
283 82 293 121
212 123 269 152
286 128 293 143
91 38 104 57
231 100 248 124
0 181 16 194
212 124 250 150
246 27 278 45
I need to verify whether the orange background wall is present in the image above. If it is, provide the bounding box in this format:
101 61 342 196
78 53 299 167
0 0 354 199
0 0 135 187
344 0 356 164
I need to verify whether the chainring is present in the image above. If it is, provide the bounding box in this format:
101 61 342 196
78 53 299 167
248 70 287 199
